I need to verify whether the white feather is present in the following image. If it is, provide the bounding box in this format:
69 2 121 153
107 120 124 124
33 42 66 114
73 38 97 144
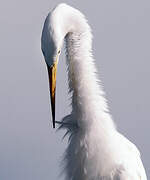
41 3 147 180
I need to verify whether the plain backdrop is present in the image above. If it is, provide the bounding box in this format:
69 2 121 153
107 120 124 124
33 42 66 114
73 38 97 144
0 0 149 179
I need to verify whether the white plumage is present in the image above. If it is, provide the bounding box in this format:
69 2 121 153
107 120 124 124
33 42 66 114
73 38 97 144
41 3 147 180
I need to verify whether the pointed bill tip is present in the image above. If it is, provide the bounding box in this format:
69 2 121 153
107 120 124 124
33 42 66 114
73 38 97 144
47 61 58 128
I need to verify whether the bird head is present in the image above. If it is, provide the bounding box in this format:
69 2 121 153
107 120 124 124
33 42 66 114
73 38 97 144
41 10 64 128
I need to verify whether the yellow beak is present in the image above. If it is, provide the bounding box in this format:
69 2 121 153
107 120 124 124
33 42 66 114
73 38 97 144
47 60 58 128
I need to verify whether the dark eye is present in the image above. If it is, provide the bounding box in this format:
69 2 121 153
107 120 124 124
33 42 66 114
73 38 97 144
58 50 61 54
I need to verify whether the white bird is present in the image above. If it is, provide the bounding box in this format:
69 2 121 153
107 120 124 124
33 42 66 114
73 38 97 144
41 3 147 180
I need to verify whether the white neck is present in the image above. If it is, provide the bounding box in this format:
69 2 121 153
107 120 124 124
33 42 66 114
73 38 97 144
65 30 115 131
48 4 115 131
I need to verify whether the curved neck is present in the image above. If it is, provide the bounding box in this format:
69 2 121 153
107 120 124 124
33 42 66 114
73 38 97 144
65 30 115 130
48 4 116 130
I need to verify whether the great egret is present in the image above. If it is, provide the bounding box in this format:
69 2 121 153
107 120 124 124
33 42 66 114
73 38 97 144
41 3 147 180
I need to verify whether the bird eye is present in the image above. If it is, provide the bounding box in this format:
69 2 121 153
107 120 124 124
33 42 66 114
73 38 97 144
58 50 61 54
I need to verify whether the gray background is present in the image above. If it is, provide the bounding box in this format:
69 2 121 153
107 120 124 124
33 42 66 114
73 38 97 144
0 0 149 179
